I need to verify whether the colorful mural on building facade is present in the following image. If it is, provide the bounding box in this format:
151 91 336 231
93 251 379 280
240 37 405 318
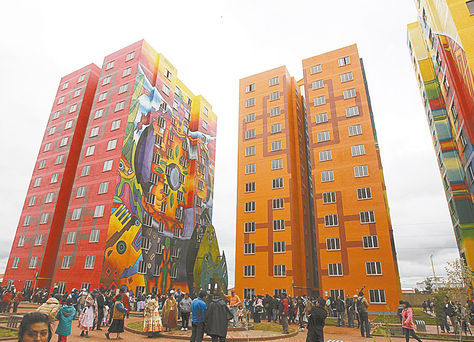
100 57 227 295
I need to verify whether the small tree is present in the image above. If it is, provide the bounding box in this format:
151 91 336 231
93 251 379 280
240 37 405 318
444 258 473 301
424 277 434 294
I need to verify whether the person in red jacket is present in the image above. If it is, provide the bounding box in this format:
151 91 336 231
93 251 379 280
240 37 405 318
280 293 289 334
402 302 422 342
2 291 12 313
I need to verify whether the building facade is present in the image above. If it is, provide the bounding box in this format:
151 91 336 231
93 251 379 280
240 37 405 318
3 40 224 295
235 45 402 312
407 0 474 273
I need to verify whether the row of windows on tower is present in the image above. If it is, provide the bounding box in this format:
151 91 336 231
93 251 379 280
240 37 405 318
14 254 97 270
313 88 357 107
16 229 100 249
244 143 365 160
137 260 178 279
310 72 354 91
60 73 87 92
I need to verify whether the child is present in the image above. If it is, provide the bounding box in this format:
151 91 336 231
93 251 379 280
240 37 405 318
237 305 244 324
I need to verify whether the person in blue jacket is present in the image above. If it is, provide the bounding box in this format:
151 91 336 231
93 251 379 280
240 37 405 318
190 291 207 342
55 298 77 342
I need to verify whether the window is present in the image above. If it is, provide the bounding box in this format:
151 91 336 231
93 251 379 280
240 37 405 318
59 137 68 147
44 143 51 152
164 68 172 80
360 211 375 224
322 191 336 204
314 96 326 106
328 263 343 276
111 119 121 131
245 113 255 122
126 51 135 61
273 241 286 253
270 107 280 117
90 127 100 137
23 216 31 226
351 144 365 156
354 165 369 178
312 80 324 89
61 256 72 269
245 163 255 174
55 154 64 165
98 92 107 102
345 106 359 117
103 160 113 172
369 289 386 303
245 129 256 139
81 165 90 177
71 208 82 221
85 145 95 157
50 173 58 183
272 198 284 209
52 111 61 120
310 64 322 74
38 159 46 169
246 83 255 92
269 76 279 86
34 234 43 246
272 158 283 170
246 98 255 107
244 243 255 254
94 205 105 218
270 123 281 134
89 229 100 243
272 177 283 189
315 113 328 124
244 222 255 233
115 101 125 112
76 186 86 198
162 84 170 96
45 192 54 203
137 260 147 274
244 288 255 300
245 146 255 156
341 71 353 82
94 109 104 119
62 82 69 90
202 120 207 130
12 257 20 269
245 182 255 193
66 232 76 244
64 120 73 130
271 140 282 151
269 91 280 101
330 289 345 300
324 214 338 227
98 181 109 194
33 177 41 188
366 261 382 275
29 257 38 269
273 264 286 277
244 265 255 277
319 150 332 161
321 170 334 182
160 201 167 213
357 187 372 200
106 61 114 70
338 56 351 66
317 131 330 142
122 67 132 77
348 124 362 136
39 213 49 224
343 88 356 99
326 238 341 250
102 76 111 86
69 104 77 113
363 235 379 249
78 74 85 83
57 96 64 104
244 201 255 212
273 219 285 231
141 237 151 252
107 139 117 151
28 196 36 206
48 126 56 136
118 83 128 94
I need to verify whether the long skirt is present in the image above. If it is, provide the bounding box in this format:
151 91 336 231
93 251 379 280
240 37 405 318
164 309 177 329
78 306 94 331
143 310 164 333
108 319 124 333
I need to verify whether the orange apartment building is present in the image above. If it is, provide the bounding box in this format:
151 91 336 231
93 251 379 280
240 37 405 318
235 44 402 312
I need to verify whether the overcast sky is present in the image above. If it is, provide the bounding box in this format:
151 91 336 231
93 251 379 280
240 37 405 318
0 0 459 290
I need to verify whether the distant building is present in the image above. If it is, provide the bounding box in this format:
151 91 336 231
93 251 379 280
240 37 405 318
407 0 474 273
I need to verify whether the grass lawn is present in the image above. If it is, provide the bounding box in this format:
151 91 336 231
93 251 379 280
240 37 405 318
0 327 18 338
127 321 143 331
373 308 436 325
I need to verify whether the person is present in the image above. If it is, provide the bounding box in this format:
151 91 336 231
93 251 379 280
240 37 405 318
325 297 333 318
2 290 12 313
191 291 207 342
445 297 458 334
179 292 192 331
357 291 371 338
434 295 450 333
162 292 178 331
402 302 422 341
237 306 244 324
422 301 427 313
205 291 233 342
76 289 88 316
306 298 327 342
55 298 76 342
78 292 96 337
397 300 405 324
143 294 163 338
37 297 61 322
336 295 345 327
106 294 127 340
271 295 279 323
263 295 272 322
280 293 289 334
353 295 360 328
297 297 306 331
225 290 241 328
95 290 105 331
253 296 264 323
18 312 53 342
346 295 355 328
12 291 24 314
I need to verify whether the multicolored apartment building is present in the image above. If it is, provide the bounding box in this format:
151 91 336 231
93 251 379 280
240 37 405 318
3 40 222 295
235 45 402 312
407 0 474 273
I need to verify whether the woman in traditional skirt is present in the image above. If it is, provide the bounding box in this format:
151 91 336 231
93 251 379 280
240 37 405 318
105 295 127 340
162 291 178 332
143 294 163 337
78 293 96 338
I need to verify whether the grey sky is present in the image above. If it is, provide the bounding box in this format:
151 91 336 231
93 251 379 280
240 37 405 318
0 0 458 289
